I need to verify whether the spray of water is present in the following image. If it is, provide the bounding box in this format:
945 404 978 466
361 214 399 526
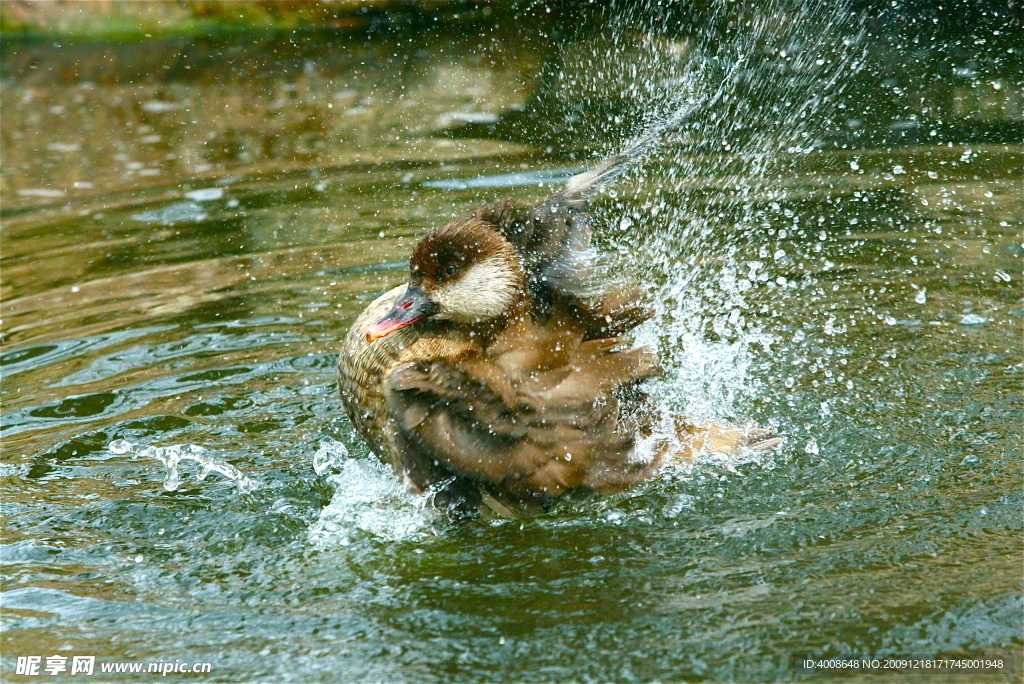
308 437 438 547
108 438 258 493
552 0 866 454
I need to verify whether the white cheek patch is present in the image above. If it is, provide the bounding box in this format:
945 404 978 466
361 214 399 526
432 257 519 322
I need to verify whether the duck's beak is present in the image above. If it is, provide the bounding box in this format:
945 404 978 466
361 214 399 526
366 287 437 342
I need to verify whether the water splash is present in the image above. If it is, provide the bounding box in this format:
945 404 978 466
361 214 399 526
312 437 349 475
108 439 258 493
308 438 437 547
562 0 865 446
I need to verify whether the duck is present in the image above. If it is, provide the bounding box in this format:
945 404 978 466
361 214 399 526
338 103 781 517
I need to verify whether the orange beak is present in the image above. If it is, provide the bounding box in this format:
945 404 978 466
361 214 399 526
365 287 437 342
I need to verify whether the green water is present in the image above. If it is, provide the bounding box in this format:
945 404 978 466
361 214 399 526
2 5 1022 683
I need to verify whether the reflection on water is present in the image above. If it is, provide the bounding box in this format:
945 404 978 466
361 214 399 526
1 30 543 214
1 4 1022 683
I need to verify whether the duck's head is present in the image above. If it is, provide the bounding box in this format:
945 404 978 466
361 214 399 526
366 219 526 342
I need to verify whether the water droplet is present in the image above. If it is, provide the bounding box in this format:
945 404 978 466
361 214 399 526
109 439 133 455
603 510 625 524
665 494 694 517
313 438 350 475
915 289 927 304
163 465 180 491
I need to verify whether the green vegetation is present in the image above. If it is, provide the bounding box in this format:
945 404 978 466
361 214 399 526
0 0 508 39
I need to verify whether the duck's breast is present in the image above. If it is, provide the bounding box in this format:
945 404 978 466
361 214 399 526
338 285 419 460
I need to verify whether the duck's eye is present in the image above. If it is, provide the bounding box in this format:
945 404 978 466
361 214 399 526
444 264 459 277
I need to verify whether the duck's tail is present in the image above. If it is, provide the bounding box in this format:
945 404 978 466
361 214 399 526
665 418 784 464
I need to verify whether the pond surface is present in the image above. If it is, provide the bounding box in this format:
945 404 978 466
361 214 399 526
2 5 1022 683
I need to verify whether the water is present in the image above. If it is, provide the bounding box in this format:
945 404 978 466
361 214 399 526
2 3 1022 682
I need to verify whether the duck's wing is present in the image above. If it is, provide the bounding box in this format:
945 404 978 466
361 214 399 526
477 200 653 338
476 195 598 299
384 337 662 500
478 89 730 304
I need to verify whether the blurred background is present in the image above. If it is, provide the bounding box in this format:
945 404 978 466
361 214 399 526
2 2 1021 683
3 0 1021 216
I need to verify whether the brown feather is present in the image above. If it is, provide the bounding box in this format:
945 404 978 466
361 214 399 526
378 303 664 503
